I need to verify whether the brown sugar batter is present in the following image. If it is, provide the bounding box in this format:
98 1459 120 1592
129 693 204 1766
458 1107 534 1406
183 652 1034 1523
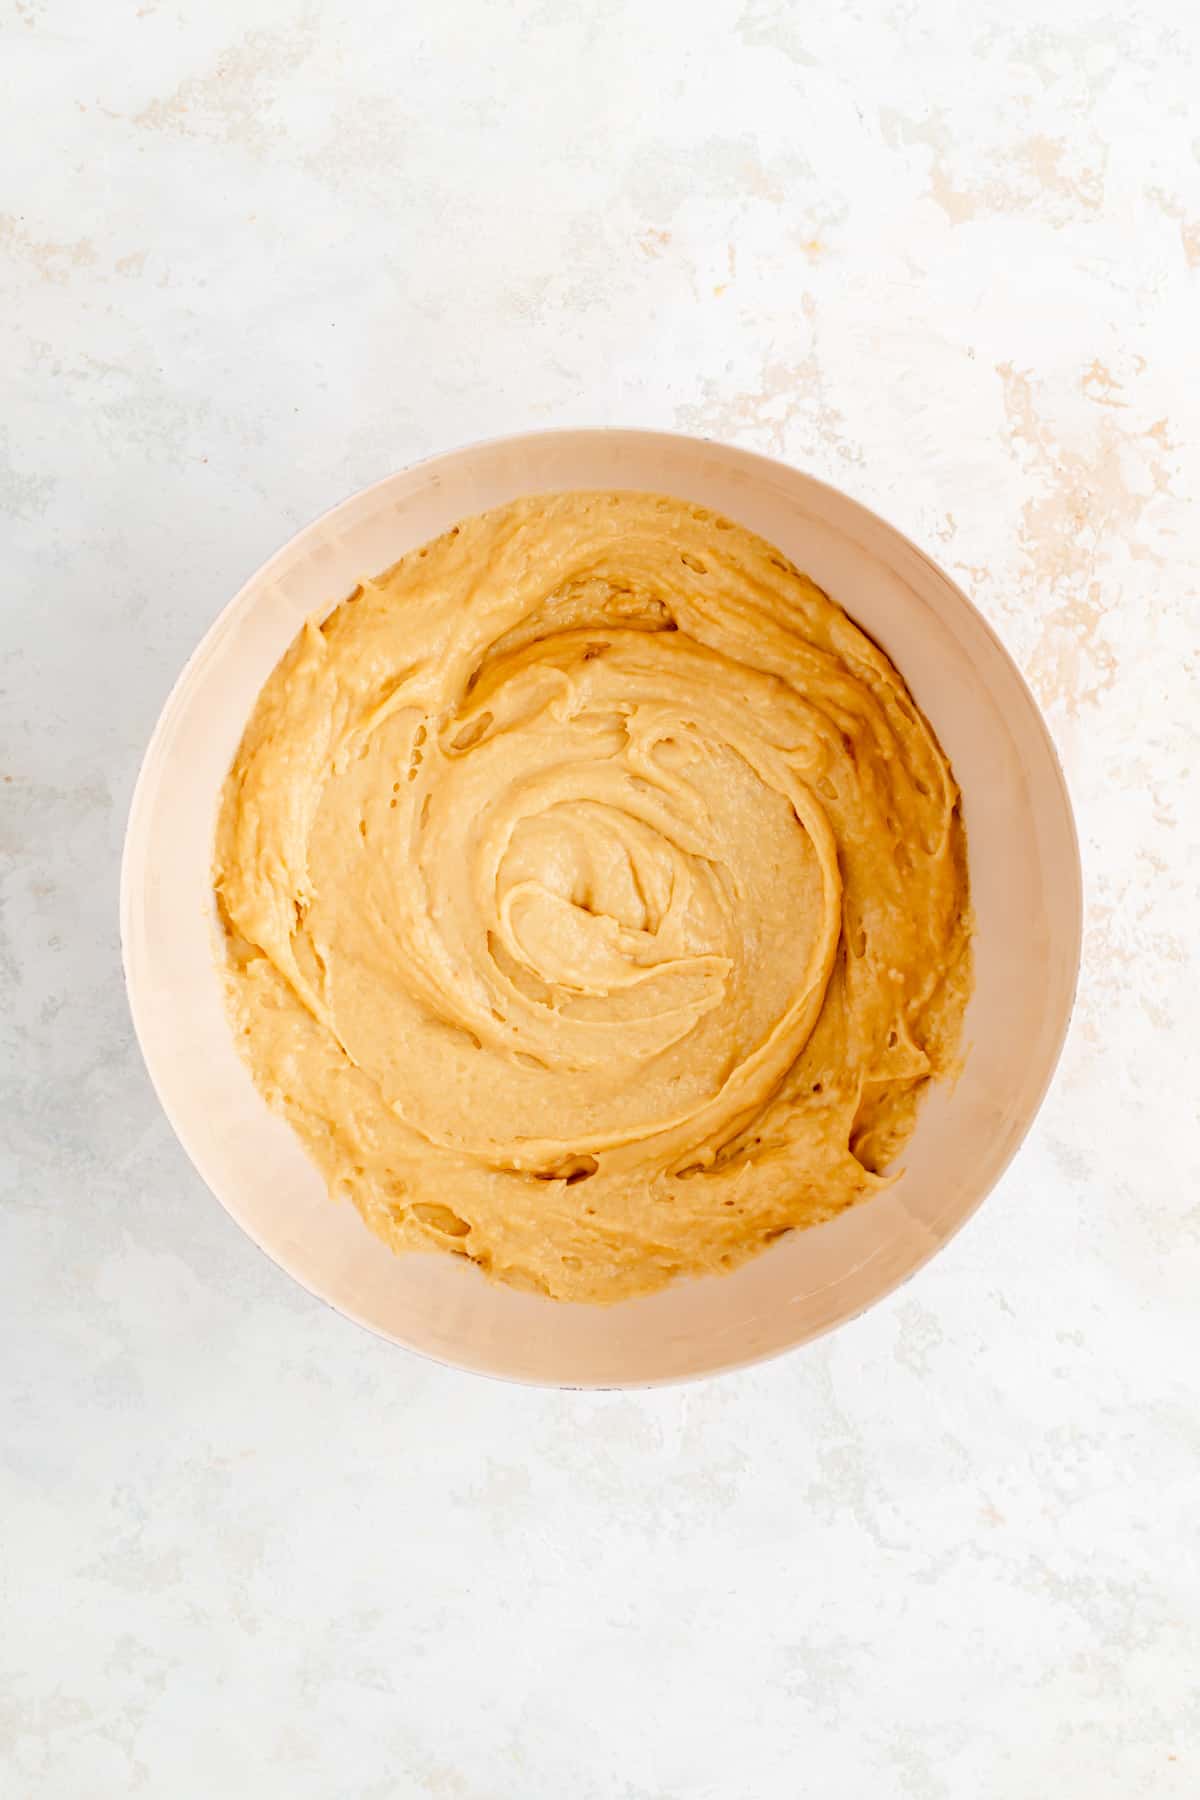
214 491 972 1302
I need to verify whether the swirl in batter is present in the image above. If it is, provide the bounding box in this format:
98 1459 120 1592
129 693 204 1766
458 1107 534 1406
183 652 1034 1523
214 492 971 1302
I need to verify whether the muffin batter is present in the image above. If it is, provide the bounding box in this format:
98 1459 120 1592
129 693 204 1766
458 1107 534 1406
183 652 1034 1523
214 492 972 1303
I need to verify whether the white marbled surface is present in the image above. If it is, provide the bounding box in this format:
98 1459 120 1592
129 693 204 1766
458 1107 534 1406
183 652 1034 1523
3 1 1199 1794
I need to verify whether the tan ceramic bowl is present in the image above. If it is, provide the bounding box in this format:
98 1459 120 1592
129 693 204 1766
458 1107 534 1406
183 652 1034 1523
122 430 1080 1386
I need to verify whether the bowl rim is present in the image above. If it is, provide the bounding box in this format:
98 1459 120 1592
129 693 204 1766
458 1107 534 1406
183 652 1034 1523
121 426 1083 1387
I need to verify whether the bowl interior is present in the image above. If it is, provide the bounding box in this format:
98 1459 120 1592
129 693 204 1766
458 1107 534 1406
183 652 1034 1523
121 430 1080 1385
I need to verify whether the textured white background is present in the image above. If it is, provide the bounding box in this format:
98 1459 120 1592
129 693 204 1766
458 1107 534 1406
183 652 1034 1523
4 1 1199 1794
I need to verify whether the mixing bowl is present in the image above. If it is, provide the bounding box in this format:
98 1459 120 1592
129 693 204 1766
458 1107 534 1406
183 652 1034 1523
121 429 1081 1385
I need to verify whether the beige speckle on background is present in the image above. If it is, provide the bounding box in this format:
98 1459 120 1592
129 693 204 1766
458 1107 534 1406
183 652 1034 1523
2 1 1198 1796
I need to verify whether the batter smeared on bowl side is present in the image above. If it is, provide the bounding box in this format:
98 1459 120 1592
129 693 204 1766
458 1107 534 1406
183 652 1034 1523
214 491 972 1302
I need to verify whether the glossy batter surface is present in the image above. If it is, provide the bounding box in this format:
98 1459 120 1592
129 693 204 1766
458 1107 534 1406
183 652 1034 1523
214 492 972 1302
